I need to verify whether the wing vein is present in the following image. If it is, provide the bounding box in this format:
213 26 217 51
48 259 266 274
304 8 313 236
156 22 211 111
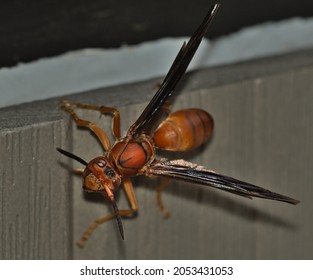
146 159 300 205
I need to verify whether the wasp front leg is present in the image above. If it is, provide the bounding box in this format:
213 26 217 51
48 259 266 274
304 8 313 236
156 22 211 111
77 178 139 248
73 168 84 175
60 101 111 152
61 99 121 139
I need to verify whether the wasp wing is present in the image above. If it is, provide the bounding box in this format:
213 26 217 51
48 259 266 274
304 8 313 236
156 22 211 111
128 4 220 137
146 159 300 205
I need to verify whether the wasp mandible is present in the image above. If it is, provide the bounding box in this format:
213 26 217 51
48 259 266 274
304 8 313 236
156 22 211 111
57 3 299 247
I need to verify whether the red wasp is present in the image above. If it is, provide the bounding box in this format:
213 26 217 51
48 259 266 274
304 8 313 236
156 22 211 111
57 3 299 247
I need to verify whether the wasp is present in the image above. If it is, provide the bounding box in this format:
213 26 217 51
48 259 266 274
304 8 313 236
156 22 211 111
57 3 299 247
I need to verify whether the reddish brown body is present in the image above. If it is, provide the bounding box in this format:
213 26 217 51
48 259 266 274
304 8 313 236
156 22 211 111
153 109 214 151
109 136 154 176
108 109 213 177
57 4 298 247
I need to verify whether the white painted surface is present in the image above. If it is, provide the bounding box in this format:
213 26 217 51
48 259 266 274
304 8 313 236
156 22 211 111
1 17 313 108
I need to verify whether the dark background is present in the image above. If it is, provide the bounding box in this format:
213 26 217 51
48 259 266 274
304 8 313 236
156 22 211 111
1 0 312 68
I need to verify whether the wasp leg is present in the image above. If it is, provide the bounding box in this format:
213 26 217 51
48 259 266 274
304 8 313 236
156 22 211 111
77 178 138 248
156 179 171 219
73 168 84 175
60 103 111 151
77 209 135 248
61 99 121 139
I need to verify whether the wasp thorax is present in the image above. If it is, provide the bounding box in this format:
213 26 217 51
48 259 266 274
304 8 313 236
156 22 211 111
82 156 122 192
109 137 154 176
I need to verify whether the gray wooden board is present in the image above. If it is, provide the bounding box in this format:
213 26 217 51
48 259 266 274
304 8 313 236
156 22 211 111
0 121 72 259
0 49 312 259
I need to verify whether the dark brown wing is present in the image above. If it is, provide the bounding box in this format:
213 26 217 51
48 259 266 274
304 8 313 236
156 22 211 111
128 3 220 137
146 159 300 205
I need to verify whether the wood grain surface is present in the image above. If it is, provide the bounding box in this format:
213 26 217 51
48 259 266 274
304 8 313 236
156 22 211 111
0 49 312 259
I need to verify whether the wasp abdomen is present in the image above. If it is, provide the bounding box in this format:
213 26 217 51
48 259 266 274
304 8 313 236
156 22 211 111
153 109 214 152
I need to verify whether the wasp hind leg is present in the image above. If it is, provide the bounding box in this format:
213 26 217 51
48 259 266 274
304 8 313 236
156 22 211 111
156 179 172 219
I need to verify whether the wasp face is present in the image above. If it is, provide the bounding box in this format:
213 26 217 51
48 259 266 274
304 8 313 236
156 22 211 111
83 156 122 193
56 148 125 240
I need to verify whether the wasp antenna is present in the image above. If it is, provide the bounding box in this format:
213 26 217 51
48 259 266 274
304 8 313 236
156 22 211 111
110 199 125 240
56 147 88 166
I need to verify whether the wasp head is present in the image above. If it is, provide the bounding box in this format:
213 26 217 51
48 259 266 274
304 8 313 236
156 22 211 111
83 156 122 194
56 148 125 239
